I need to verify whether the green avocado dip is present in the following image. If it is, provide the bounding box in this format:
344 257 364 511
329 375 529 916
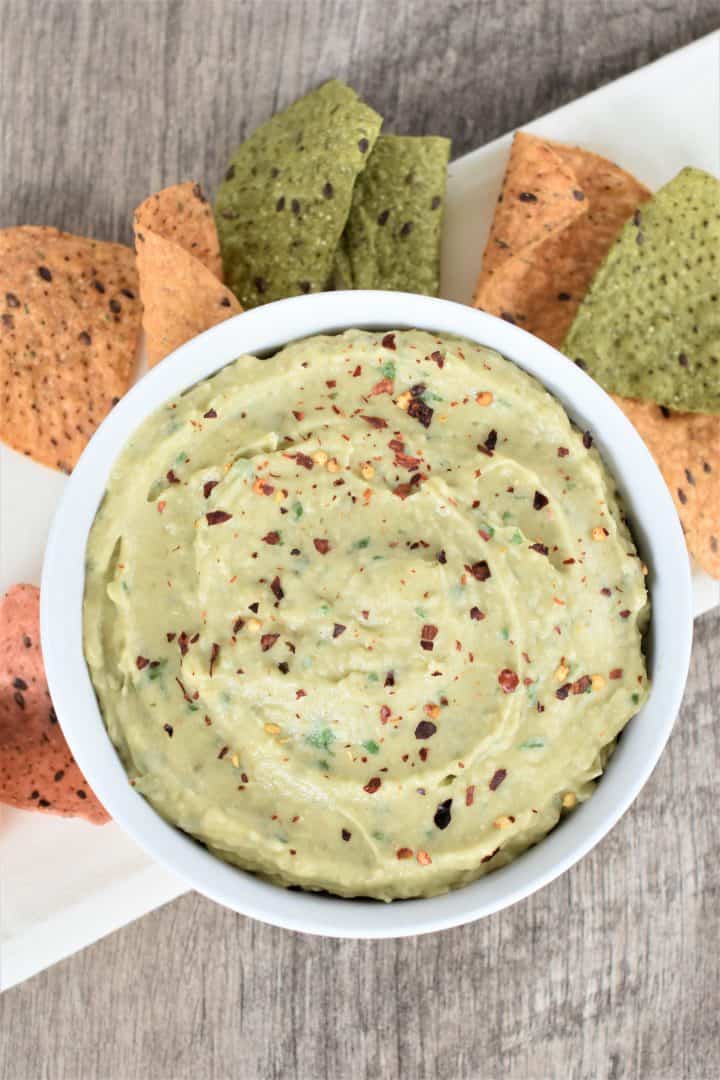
83 329 649 901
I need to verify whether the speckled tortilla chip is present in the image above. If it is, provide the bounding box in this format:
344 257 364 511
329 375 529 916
0 585 109 823
474 132 651 347
0 227 141 472
133 185 241 368
333 135 450 294
133 182 223 278
615 398 720 578
564 168 720 413
216 80 382 308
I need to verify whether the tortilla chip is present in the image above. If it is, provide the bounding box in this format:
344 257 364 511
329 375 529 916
474 132 651 348
333 135 450 294
564 167 720 413
216 79 382 308
133 228 241 368
133 182 223 278
616 398 720 577
0 226 141 472
0 584 109 823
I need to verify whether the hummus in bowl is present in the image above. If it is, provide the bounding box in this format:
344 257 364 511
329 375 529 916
42 293 691 934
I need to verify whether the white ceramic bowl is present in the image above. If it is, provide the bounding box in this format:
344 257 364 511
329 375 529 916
41 291 693 938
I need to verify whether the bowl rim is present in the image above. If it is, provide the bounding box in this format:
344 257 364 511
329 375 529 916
41 290 693 938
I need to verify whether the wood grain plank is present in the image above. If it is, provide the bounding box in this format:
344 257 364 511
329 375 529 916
1 2 719 1078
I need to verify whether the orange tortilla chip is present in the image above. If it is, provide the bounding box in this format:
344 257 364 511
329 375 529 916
133 181 223 278
133 184 242 368
0 226 141 472
615 398 720 578
134 230 242 367
0 585 109 824
474 132 651 348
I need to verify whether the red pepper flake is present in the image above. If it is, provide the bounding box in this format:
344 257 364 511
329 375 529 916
619 609 631 619
393 475 423 500
363 777 382 794
384 670 395 687
369 378 394 396
361 414 388 429
203 480 219 499
465 785 475 807
396 847 413 860
469 607 484 621
419 747 429 762
529 542 549 556
601 587 612 597
157 500 166 513
203 408 217 419
332 623 346 638
342 829 352 841
206 510 232 526
352 364 362 377
429 350 444 368
294 453 314 470
481 847 500 864
292 410 305 421
395 451 422 470
571 674 591 694
414 720 437 739
380 705 391 724
583 430 594 449
136 656 150 670
296 689 307 699
218 746 229 760
209 642 220 677
533 491 549 510
498 669 519 693
163 723 174 737
260 634 279 652
489 768 507 790
468 560 491 581
558 447 569 457
262 531 281 545
190 633 200 643
313 538 330 554
270 576 284 601
166 632 176 642
388 438 405 452
166 469 180 484
175 676 192 703
417 849 432 865
563 557 576 565
556 683 571 700
407 398 433 428
178 631 190 656
609 668 623 679
420 624 438 651
382 333 396 350
232 617 245 633
437 549 447 564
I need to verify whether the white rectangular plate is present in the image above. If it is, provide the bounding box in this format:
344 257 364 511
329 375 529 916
1 30 718 991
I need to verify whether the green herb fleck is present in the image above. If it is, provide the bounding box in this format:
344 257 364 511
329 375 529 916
510 530 523 545
306 727 335 753
367 672 379 684
520 737 545 749
381 360 396 380
353 537 371 550
293 501 303 520
363 740 380 755
415 606 428 618
502 511 512 523
148 660 167 681
631 692 640 705
479 522 495 537
500 627 509 640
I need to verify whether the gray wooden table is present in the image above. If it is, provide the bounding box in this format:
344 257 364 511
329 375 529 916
1 2 719 1078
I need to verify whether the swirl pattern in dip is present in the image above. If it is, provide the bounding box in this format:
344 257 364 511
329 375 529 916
84 329 649 900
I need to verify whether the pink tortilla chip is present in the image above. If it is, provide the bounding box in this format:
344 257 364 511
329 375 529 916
0 584 109 824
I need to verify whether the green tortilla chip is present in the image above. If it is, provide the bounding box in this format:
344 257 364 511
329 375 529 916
563 167 720 414
216 80 382 308
333 135 450 294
